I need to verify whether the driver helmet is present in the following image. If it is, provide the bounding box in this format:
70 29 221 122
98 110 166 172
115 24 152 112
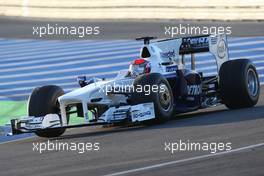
128 58 151 77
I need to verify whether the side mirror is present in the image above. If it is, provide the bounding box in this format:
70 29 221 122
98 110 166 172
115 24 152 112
77 76 88 87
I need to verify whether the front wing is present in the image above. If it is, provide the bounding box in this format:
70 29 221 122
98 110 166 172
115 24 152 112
11 102 155 135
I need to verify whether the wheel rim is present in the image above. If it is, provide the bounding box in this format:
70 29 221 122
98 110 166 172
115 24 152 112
247 68 259 97
158 83 172 111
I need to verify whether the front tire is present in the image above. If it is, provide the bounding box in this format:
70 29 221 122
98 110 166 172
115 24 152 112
219 59 260 109
28 85 66 138
130 73 174 123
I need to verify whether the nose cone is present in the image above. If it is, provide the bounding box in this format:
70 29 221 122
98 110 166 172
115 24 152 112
58 81 107 104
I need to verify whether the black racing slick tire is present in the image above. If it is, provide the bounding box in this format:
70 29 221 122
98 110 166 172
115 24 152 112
219 59 260 109
28 85 66 138
130 73 174 123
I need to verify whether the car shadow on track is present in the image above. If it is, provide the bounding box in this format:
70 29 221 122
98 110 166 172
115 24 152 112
167 105 264 127
51 105 264 141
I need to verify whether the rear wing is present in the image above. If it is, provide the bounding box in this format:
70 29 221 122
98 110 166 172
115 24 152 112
141 34 229 72
180 34 229 72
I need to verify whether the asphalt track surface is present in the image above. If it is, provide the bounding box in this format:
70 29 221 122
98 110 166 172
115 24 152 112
0 86 263 176
0 17 264 39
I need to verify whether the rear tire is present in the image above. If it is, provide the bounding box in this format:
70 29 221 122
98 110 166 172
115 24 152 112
130 73 174 123
219 59 260 109
28 85 66 138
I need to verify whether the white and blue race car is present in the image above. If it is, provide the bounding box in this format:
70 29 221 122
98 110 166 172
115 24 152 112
11 34 260 138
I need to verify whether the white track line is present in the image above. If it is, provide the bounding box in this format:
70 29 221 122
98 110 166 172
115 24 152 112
0 40 91 52
103 142 264 176
0 40 128 52
0 54 137 73
228 37 264 43
0 82 77 93
0 41 139 59
0 43 140 63
0 61 129 80
0 49 138 69
228 40 264 47
0 70 117 87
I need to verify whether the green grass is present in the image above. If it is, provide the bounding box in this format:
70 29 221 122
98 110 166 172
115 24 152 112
0 101 27 125
0 101 83 126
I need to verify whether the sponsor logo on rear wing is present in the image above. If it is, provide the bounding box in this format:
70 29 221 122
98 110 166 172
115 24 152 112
179 35 210 54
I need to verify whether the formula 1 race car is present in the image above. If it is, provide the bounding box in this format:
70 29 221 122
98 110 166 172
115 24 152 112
11 34 260 138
